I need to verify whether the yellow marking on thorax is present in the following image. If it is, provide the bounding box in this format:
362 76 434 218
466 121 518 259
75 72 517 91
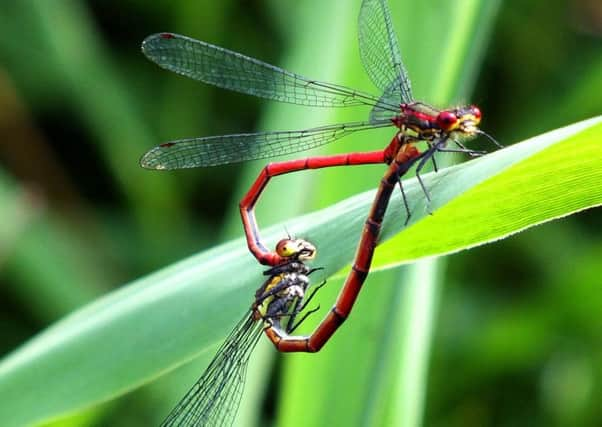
256 274 284 317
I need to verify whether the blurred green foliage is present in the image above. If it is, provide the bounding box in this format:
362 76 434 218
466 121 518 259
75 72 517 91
0 0 600 426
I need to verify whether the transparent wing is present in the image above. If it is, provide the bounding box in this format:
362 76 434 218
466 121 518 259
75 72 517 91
140 120 392 170
142 32 396 110
161 314 263 427
369 76 409 123
358 0 413 107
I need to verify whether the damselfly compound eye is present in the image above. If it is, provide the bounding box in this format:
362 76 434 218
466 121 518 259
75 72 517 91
436 111 458 130
470 105 482 120
275 239 297 257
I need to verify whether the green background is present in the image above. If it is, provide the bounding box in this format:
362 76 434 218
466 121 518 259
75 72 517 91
0 0 600 426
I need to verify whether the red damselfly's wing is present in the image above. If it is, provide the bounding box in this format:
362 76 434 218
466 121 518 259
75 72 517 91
142 33 394 111
140 121 391 169
358 0 414 122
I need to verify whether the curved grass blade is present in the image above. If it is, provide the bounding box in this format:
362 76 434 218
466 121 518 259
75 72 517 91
0 117 599 427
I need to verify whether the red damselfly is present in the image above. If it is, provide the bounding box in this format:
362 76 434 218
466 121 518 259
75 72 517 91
141 0 499 352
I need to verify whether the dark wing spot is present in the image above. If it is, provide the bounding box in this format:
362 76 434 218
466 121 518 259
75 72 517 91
159 142 177 148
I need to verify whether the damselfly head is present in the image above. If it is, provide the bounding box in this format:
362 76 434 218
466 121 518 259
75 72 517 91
444 105 482 136
275 238 316 261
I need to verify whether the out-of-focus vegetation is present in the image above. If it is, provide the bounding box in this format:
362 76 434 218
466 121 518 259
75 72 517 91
0 0 600 426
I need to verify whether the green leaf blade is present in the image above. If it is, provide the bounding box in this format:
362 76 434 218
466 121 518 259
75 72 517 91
0 118 598 426
373 116 602 269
